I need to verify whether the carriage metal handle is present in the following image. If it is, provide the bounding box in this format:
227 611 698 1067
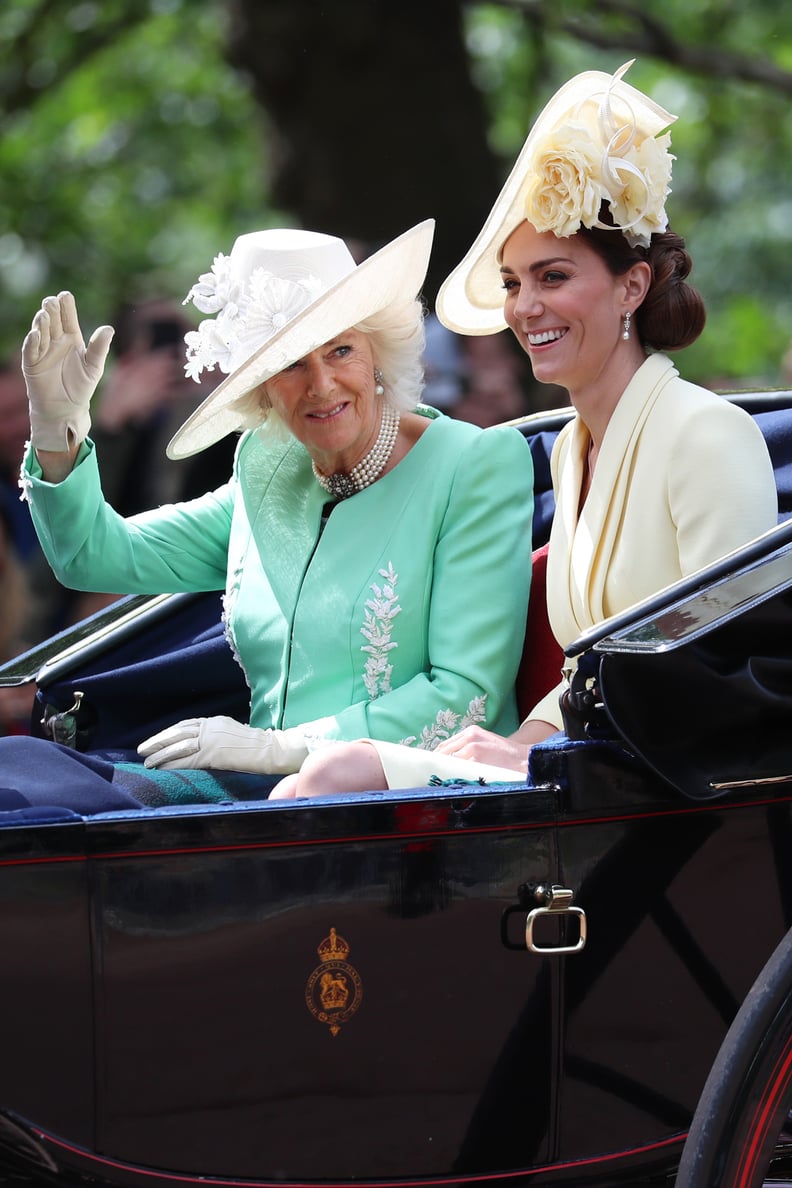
525 884 587 955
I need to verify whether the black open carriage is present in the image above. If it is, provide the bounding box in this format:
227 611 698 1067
2 393 792 1188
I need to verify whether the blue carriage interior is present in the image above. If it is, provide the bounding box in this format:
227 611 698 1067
2 391 792 820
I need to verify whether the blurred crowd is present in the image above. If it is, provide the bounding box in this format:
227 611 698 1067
0 297 565 736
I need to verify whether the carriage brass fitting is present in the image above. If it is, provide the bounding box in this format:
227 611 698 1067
525 884 587 954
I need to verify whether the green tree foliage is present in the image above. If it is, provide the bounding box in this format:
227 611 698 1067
0 0 269 353
2 0 792 387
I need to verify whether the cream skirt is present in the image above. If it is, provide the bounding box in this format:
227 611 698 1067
368 739 527 789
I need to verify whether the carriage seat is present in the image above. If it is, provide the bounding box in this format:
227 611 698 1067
516 544 563 722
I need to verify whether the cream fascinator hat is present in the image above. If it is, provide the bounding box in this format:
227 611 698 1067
167 219 435 458
437 61 676 336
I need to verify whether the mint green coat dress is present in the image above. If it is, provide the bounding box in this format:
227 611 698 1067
23 410 534 751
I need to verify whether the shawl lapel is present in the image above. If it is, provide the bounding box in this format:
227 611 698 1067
555 353 678 632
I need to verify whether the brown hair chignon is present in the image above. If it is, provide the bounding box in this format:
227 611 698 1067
576 207 706 352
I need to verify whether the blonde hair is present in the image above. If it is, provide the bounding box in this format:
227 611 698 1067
227 297 426 436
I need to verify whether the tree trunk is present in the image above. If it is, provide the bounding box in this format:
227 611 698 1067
226 0 503 301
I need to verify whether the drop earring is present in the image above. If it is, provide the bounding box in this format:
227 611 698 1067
622 310 632 341
374 367 385 397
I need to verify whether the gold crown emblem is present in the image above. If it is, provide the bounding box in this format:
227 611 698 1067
317 927 350 963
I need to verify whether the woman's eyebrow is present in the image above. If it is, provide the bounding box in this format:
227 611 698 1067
500 256 575 275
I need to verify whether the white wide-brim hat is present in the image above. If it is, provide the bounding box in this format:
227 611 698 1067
168 218 435 459
436 62 676 336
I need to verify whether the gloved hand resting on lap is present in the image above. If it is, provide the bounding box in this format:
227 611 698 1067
138 716 333 775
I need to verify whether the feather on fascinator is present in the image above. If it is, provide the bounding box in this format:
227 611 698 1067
437 61 677 335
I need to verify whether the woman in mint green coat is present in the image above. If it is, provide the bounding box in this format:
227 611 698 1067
3 219 533 811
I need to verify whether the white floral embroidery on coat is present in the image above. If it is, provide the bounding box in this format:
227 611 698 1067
361 563 402 699
221 589 251 692
18 454 33 502
400 694 488 750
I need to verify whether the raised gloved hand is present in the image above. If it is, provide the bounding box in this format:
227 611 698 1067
22 290 114 451
137 715 332 774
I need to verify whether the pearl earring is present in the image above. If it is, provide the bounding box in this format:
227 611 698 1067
622 311 632 341
374 367 385 397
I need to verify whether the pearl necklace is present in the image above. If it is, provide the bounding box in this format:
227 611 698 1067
312 403 401 500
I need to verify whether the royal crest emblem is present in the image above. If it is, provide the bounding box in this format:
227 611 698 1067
305 928 363 1037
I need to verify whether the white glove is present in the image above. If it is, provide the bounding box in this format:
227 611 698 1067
137 715 331 774
22 290 114 451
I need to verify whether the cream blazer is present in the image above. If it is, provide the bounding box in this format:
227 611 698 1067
531 353 778 729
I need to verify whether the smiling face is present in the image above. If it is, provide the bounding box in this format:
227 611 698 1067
264 329 381 474
500 220 649 405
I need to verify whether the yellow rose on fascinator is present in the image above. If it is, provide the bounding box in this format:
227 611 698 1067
523 119 605 239
606 128 674 245
523 60 674 249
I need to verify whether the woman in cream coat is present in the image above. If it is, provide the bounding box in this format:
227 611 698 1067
275 61 777 796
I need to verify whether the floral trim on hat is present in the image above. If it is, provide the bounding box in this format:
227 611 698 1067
182 253 324 382
523 61 674 249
